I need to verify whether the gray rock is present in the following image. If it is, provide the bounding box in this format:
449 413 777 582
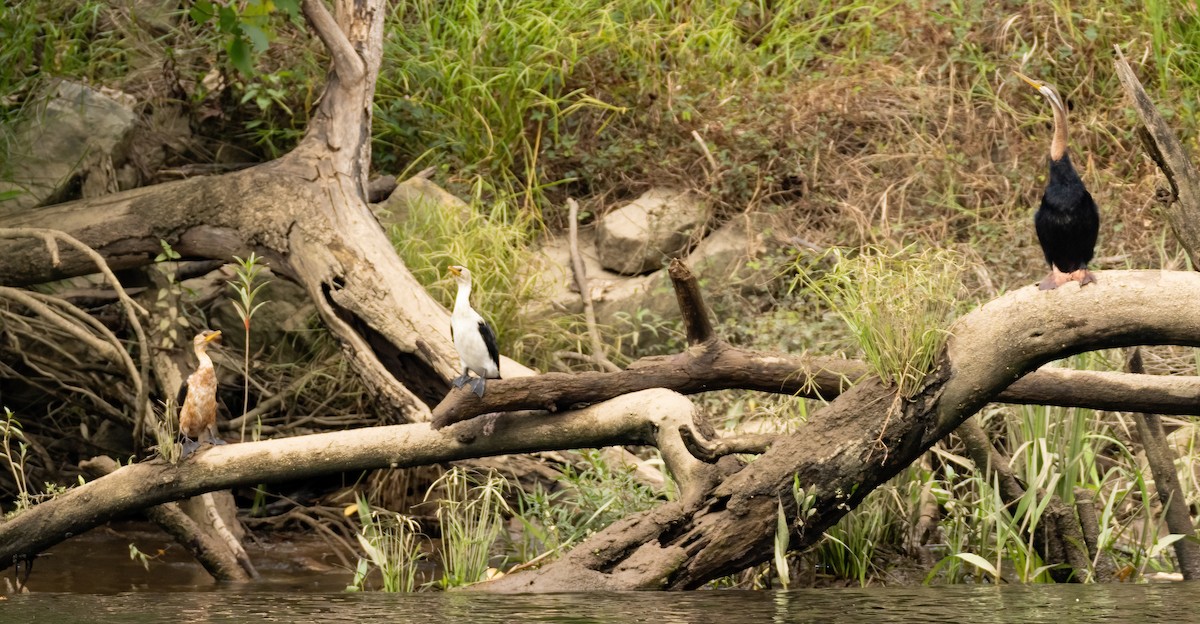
535 211 782 352
0 81 138 210
595 188 707 275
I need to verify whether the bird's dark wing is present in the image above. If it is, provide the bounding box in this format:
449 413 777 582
175 377 190 408
478 320 500 376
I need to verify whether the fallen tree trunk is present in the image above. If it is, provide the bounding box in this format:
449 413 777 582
482 270 1200 590
4 271 1198 583
0 389 715 570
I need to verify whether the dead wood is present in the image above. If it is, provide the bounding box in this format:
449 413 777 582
0 389 715 571
1127 348 1200 580
434 263 1200 429
81 456 251 582
566 197 620 373
1114 47 1200 264
481 270 1200 591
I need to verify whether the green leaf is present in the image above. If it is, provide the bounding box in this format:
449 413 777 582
953 552 998 578
217 5 238 33
189 0 215 23
241 23 271 53
227 35 253 76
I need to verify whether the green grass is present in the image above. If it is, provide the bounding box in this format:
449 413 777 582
348 493 426 593
428 467 510 588
793 246 967 398
506 449 663 566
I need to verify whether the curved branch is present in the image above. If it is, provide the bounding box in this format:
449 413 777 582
483 270 1200 591
302 0 365 84
0 389 708 570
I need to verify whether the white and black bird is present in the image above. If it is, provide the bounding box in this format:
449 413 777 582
448 265 500 397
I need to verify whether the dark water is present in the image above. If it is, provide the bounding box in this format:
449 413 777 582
5 526 1197 623
5 584 1199 624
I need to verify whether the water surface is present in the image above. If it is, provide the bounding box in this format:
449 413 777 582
7 583 1197 624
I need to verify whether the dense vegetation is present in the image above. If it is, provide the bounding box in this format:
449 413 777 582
2 0 1199 588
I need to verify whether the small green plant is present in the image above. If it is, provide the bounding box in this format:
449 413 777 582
150 399 182 464
793 246 966 399
428 467 510 588
773 499 791 589
507 449 662 565
0 408 32 513
228 252 271 442
347 494 426 592
128 543 158 571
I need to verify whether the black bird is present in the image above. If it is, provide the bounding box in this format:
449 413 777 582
448 265 501 397
1016 71 1100 290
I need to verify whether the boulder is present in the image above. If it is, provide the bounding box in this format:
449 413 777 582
595 188 707 275
0 81 137 211
374 173 471 228
535 211 784 353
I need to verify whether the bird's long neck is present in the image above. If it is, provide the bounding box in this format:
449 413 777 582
454 280 472 312
194 346 213 371
1049 100 1068 162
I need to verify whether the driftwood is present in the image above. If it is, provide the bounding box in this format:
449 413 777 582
80 456 252 582
480 270 1200 590
433 262 1200 429
4 271 1199 586
0 389 715 569
1114 47 1200 265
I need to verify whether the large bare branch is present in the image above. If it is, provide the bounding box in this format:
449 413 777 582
483 270 1200 591
0 389 712 570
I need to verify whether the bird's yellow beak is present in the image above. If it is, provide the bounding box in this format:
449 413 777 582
448 266 462 277
205 330 222 343
1013 71 1042 90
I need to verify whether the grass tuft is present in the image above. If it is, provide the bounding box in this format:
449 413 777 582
794 245 967 398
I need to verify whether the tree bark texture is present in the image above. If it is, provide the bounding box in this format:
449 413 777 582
0 389 714 570
1114 48 1200 265
483 271 1200 590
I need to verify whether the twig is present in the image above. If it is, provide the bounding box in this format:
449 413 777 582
691 130 719 178
0 228 152 451
566 198 620 373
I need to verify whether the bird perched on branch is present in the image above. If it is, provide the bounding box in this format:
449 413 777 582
178 329 224 457
448 265 500 397
1015 71 1100 290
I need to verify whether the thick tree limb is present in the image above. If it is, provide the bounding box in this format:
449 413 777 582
433 342 1200 430
1114 47 1200 264
0 389 713 570
80 456 251 582
483 270 1200 591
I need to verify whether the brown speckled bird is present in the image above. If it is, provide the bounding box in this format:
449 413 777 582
178 329 223 456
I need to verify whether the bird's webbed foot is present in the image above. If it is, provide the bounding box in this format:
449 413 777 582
1038 267 1071 291
180 438 200 458
452 373 470 389
470 377 487 398
1070 268 1097 287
